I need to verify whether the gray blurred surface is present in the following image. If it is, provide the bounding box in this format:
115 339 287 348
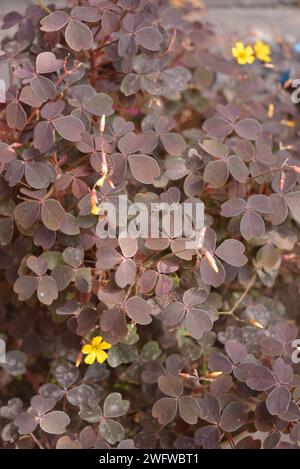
0 0 299 38
1 0 28 17
0 0 299 85
205 6 300 40
205 0 297 5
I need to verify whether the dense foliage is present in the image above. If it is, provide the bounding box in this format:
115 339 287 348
1 0 300 450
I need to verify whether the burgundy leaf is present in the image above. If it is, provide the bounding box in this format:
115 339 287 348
14 276 38 301
128 154 160 184
200 140 228 159
152 398 178 425
40 11 70 32
215 239 247 267
65 19 93 51
115 258 136 288
178 396 199 425
158 374 183 398
234 118 262 140
14 412 37 434
83 93 114 116
285 191 300 223
135 27 163 51
31 75 57 102
37 276 58 305
53 116 85 141
203 160 229 188
125 296 153 325
227 155 249 183
208 352 233 374
6 102 27 130
219 401 247 432
221 198 247 217
225 340 247 365
34 121 55 153
246 365 277 390
41 199 65 231
203 117 233 138
71 6 101 22
163 302 186 327
240 210 265 240
194 425 220 449
186 308 213 339
273 358 293 385
36 52 63 74
160 133 186 156
40 411 70 434
266 386 291 416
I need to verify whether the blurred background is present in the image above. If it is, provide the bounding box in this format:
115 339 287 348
1 0 300 87
0 0 300 39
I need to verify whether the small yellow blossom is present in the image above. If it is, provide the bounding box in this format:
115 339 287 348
81 336 112 365
254 40 271 63
232 42 255 65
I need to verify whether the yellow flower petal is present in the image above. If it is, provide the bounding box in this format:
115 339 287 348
99 341 112 350
96 349 108 364
254 41 271 63
237 56 247 65
235 42 245 51
84 351 96 365
91 336 102 346
245 45 254 55
81 336 112 365
232 42 244 58
232 42 254 65
232 47 238 58
82 344 93 354
254 41 270 53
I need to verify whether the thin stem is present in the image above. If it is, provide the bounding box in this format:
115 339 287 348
247 167 280 181
35 0 52 14
94 39 118 53
125 284 134 301
219 274 256 321
30 433 44 449
67 154 89 170
43 185 55 201
159 28 177 57
226 433 236 449
56 60 82 86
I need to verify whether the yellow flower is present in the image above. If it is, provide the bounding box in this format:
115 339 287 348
232 42 255 65
254 40 271 63
81 336 112 365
